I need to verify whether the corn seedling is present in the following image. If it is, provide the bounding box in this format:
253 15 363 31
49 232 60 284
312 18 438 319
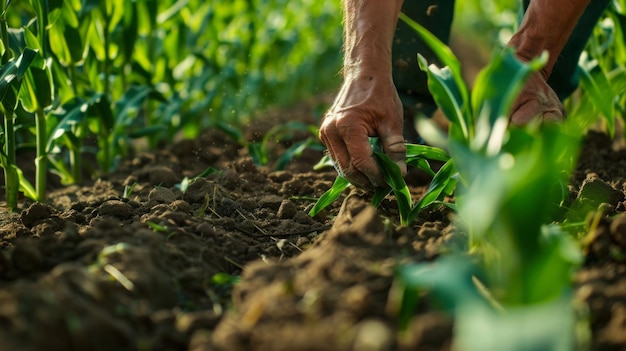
308 142 454 226
122 183 137 200
248 121 324 170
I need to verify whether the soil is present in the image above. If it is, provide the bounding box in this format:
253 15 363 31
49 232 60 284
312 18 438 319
0 102 625 351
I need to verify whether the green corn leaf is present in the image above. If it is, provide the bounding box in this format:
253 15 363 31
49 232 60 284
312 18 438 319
0 62 20 109
313 154 335 170
374 151 413 226
399 12 468 106
614 0 626 15
48 151 75 185
275 138 313 171
578 60 616 137
407 158 436 177
398 255 484 312
7 26 26 56
471 49 546 154
308 176 350 217
0 148 18 210
247 142 267 166
371 187 392 208
409 159 457 223
80 0 99 15
608 66 626 95
136 0 158 33
418 55 469 141
85 18 105 60
47 99 86 151
87 93 114 131
23 26 43 52
215 121 245 144
99 0 125 33
47 94 102 152
114 85 151 125
49 22 86 66
456 295 577 351
120 1 139 64
19 60 53 112
27 0 48 51
157 0 189 25
49 0 77 26
0 48 38 111
405 143 450 163
16 166 36 200
194 166 221 179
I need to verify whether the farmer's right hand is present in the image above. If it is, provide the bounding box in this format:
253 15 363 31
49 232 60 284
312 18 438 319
319 72 406 189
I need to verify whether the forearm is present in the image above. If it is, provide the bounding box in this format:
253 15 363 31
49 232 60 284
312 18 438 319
342 0 404 78
509 0 591 78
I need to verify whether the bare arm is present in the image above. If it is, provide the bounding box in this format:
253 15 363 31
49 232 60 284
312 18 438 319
510 0 591 79
320 0 406 189
509 0 591 124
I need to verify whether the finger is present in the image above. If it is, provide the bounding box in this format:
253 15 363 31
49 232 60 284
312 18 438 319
378 127 407 177
320 116 374 189
340 120 383 188
510 99 565 125
511 73 566 125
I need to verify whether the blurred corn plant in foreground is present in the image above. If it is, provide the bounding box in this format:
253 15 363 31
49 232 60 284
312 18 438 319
386 15 586 351
0 0 342 211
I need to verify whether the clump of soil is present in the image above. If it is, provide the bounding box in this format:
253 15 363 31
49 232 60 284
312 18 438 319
0 101 625 351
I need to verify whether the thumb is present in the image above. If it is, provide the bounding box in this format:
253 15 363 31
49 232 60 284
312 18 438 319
379 129 407 176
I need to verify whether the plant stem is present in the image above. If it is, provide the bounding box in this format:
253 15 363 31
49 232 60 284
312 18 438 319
35 107 47 201
100 12 112 172
69 137 81 184
3 110 18 211
1 2 17 211
69 64 79 97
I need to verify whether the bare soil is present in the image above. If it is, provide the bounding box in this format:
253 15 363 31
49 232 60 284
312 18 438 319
0 104 625 351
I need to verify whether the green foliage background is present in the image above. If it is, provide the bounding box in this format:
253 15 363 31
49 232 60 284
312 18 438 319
0 0 343 209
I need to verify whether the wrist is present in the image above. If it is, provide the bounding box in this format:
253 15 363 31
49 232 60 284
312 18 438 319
508 33 553 79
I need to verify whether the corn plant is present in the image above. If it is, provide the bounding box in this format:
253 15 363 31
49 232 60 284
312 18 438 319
308 142 454 226
0 1 53 210
247 121 324 171
0 0 342 208
387 14 585 350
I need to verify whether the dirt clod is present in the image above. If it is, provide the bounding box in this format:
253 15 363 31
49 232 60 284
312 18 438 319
21 202 53 228
98 200 134 219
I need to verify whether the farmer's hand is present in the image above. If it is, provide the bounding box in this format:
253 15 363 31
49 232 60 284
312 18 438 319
320 0 406 189
510 71 565 125
320 73 406 189
507 0 590 124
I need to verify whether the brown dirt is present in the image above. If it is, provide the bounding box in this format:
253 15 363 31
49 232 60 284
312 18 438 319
0 103 625 351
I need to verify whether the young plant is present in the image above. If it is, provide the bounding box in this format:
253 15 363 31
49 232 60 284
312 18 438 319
389 14 585 350
247 121 324 170
0 47 38 210
0 1 53 208
0 1 343 209
308 142 454 226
